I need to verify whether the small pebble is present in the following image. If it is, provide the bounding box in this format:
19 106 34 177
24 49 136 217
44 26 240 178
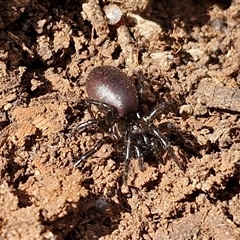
179 104 193 116
103 4 122 25
4 103 12 111
211 18 226 31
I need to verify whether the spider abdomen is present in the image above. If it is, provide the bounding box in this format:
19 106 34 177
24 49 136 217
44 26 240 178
86 66 139 117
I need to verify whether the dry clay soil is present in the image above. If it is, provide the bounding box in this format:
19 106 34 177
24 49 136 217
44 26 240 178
0 0 240 239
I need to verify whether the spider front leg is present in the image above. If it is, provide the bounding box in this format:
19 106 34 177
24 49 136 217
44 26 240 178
149 123 185 170
74 136 113 167
123 131 145 183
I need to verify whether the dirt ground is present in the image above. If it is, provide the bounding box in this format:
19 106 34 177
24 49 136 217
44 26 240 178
0 0 240 239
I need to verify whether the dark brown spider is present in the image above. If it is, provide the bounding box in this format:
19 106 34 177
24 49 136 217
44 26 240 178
74 66 183 181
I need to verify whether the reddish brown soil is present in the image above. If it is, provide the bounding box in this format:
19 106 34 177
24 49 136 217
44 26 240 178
0 0 240 239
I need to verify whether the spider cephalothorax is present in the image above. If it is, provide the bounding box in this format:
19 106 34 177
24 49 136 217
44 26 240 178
74 66 181 181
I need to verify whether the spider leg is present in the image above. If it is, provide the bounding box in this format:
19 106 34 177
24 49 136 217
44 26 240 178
74 136 113 167
73 119 98 132
87 99 116 113
134 71 145 105
149 123 171 149
149 123 185 170
145 103 167 122
87 99 117 122
123 130 132 183
133 145 144 171
73 101 118 168
73 118 112 134
123 131 145 183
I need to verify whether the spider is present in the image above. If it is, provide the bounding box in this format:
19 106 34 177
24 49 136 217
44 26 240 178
74 66 183 181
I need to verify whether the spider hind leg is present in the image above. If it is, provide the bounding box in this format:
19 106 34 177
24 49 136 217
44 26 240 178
74 136 113 167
